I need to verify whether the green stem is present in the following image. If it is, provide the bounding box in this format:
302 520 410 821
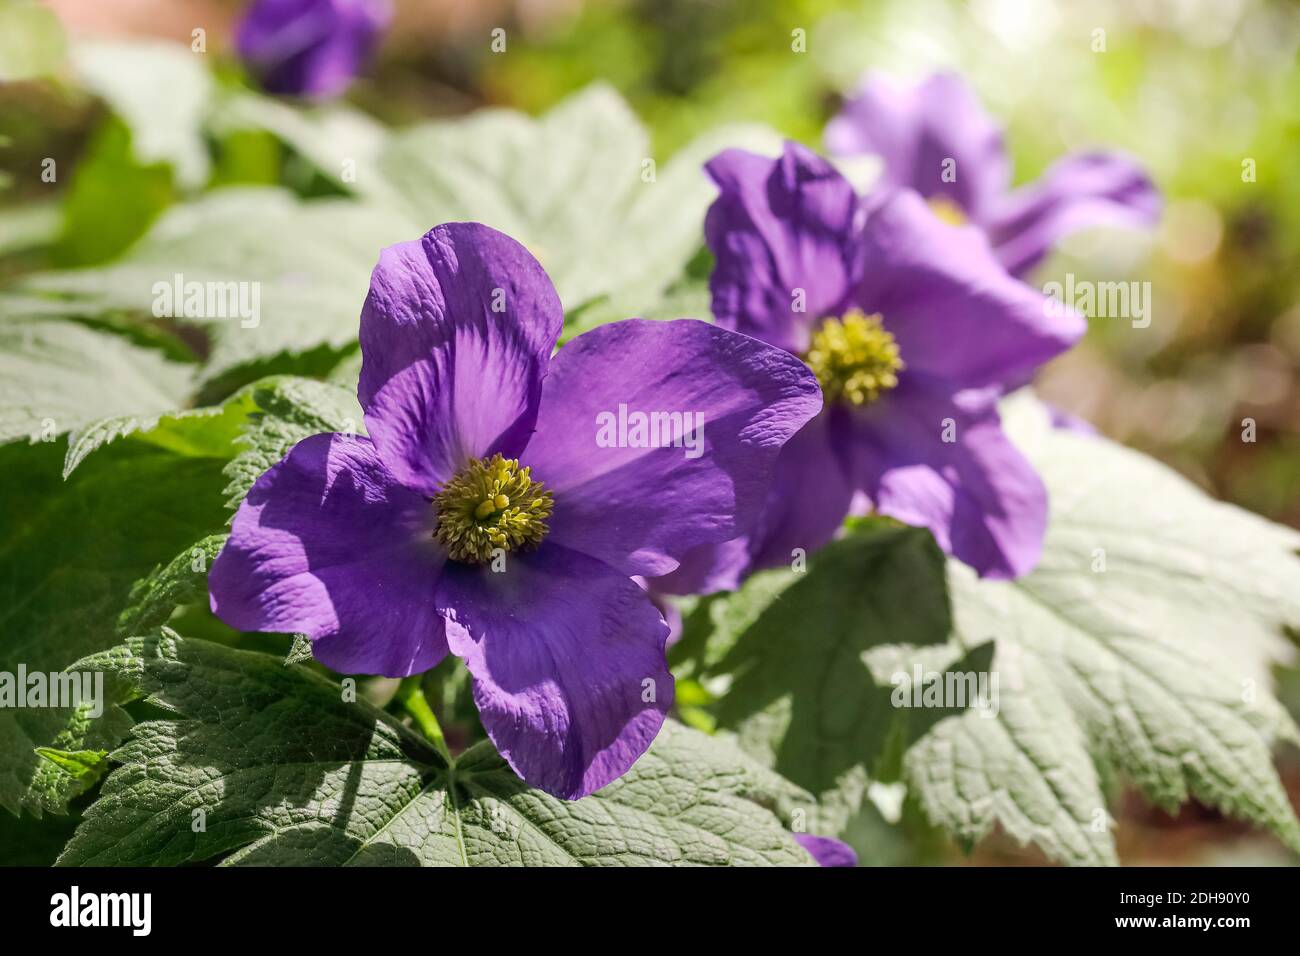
397 675 451 764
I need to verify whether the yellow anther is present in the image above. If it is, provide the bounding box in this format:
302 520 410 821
432 454 554 564
804 310 904 407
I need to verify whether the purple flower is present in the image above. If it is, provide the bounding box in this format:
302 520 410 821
794 834 858 867
826 71 1161 277
235 0 391 99
208 222 821 799
655 143 1085 594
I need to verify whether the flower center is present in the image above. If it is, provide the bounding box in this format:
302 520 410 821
804 310 904 407
432 454 554 564
927 196 967 227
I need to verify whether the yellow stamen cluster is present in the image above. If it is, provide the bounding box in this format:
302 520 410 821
432 454 554 564
804 310 904 407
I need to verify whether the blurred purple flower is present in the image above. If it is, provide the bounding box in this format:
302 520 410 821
209 222 821 799
236 0 391 99
795 834 858 867
656 143 1084 593
826 71 1161 277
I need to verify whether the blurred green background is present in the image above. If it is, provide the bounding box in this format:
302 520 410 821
2 0 1299 864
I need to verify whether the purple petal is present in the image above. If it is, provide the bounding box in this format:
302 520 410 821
522 318 822 579
358 222 562 495
705 143 862 353
743 407 855 571
436 544 672 800
236 0 391 99
794 833 858 867
848 386 1048 579
649 535 755 598
987 151 1162 277
653 406 854 596
209 432 449 676
827 71 1009 222
636 581 684 647
856 190 1085 391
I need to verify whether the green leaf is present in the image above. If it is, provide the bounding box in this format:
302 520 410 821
283 636 314 666
0 309 195 447
117 534 228 638
65 373 357 679
59 631 815 866
905 396 1300 866
20 188 410 384
0 201 62 258
565 276 712 340
0 1 66 82
72 40 215 189
53 118 175 266
208 127 282 189
222 375 363 509
20 85 777 384
34 748 108 782
0 427 231 815
670 521 967 833
212 91 388 193
63 385 255 478
376 84 780 322
31 372 362 781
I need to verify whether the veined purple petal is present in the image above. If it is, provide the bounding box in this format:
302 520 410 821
826 71 1009 223
856 190 1085 392
705 143 862 353
436 544 672 800
522 318 822 579
209 432 449 676
848 385 1048 579
794 833 858 867
654 406 853 595
236 0 391 99
358 223 562 495
988 151 1162 277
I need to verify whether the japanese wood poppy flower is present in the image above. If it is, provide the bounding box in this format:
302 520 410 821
236 0 391 99
208 222 821 799
826 71 1160 277
655 142 1085 595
